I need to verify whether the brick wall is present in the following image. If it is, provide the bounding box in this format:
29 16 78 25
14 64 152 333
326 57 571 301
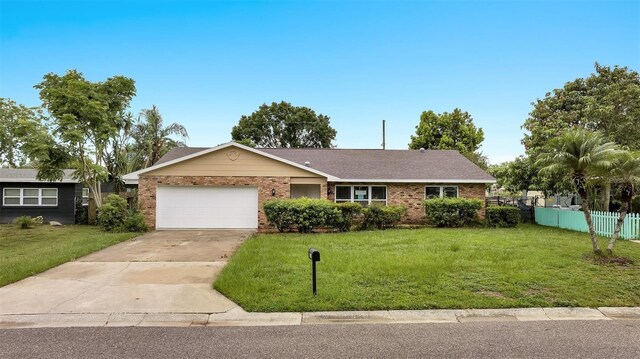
139 177 485 229
327 182 486 223
139 175 293 229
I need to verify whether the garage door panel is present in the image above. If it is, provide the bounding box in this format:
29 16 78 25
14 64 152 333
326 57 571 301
156 186 258 229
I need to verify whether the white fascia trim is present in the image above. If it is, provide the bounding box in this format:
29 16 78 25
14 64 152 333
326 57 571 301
121 142 335 181
0 178 79 183
330 179 497 184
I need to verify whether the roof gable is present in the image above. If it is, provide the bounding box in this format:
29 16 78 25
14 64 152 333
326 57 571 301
124 142 334 181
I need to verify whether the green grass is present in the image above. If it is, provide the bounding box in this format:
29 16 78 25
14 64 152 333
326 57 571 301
0 224 139 287
214 224 640 312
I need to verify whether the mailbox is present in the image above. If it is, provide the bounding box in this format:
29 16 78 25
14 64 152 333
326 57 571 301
308 248 320 262
308 248 320 296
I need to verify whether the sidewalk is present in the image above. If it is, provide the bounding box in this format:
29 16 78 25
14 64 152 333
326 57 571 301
2 307 639 329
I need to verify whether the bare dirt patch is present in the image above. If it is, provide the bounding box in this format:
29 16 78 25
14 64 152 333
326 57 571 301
584 254 635 267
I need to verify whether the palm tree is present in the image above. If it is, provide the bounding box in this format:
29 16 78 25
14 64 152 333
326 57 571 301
607 151 640 254
537 129 619 255
132 106 189 169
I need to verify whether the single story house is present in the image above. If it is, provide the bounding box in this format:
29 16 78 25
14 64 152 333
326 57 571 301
0 169 87 224
123 142 495 230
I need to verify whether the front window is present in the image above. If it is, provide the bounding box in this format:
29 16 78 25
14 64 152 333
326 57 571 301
335 186 352 203
425 186 459 199
353 186 369 206
3 188 58 206
334 185 387 206
82 188 90 206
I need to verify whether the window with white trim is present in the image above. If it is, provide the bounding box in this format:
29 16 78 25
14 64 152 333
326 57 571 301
2 188 58 206
425 186 458 199
82 188 90 206
335 185 387 206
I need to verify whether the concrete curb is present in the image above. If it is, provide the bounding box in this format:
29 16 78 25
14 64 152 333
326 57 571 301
1 307 638 329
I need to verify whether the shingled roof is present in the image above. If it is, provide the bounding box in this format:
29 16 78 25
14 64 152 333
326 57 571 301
152 145 495 182
0 169 79 183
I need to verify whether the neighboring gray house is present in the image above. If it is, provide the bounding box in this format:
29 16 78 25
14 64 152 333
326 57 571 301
0 169 87 224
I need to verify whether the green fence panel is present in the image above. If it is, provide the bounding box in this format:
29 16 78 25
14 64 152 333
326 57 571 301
535 208 558 227
558 209 589 233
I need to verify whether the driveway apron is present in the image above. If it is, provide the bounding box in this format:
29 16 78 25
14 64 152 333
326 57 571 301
0 230 252 315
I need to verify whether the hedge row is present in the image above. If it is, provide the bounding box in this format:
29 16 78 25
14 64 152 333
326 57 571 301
263 198 407 232
424 198 483 227
486 206 520 228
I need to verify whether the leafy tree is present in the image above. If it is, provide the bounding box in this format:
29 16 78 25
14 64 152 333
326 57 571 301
409 108 486 168
0 98 49 167
606 151 640 254
489 156 538 194
231 101 336 148
522 63 640 206
462 151 490 171
409 108 484 153
537 129 618 255
33 70 136 207
130 105 189 169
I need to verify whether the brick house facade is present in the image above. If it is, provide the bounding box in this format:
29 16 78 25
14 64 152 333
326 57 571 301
125 143 495 230
327 182 486 224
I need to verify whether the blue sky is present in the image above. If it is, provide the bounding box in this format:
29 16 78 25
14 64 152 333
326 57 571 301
1 0 638 164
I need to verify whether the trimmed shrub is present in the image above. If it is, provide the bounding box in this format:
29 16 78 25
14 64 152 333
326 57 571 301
486 206 520 228
424 198 482 227
264 198 341 233
13 216 37 229
263 199 297 232
264 198 368 233
292 198 340 233
361 205 407 230
331 202 363 232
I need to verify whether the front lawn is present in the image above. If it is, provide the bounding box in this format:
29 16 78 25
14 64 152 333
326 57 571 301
0 224 139 287
214 224 640 312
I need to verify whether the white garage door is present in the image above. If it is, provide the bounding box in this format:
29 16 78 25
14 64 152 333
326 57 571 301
156 186 258 229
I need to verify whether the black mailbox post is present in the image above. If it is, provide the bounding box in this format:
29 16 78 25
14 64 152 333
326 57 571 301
308 248 320 296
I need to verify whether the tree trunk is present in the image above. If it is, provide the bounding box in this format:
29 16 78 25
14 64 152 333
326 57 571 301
580 193 602 255
603 182 611 212
607 201 629 255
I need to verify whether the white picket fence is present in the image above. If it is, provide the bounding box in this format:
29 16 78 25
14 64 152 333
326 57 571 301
591 211 640 240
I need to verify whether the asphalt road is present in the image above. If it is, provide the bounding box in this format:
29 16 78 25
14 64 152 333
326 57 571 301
1 320 639 358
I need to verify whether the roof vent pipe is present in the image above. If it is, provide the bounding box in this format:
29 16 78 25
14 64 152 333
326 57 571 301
419 148 425 153
304 161 311 167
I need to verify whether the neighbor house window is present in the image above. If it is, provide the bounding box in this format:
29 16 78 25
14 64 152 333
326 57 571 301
425 186 458 199
82 188 90 206
2 188 58 206
334 185 387 206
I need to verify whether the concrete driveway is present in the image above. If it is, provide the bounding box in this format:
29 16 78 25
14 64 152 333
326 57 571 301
0 230 253 315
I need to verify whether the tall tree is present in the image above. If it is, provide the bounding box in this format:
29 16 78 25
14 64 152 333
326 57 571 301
409 109 484 153
522 63 640 206
489 155 538 194
606 151 640 254
231 101 336 148
0 98 49 168
537 129 618 255
408 108 486 168
33 70 136 207
131 105 189 168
